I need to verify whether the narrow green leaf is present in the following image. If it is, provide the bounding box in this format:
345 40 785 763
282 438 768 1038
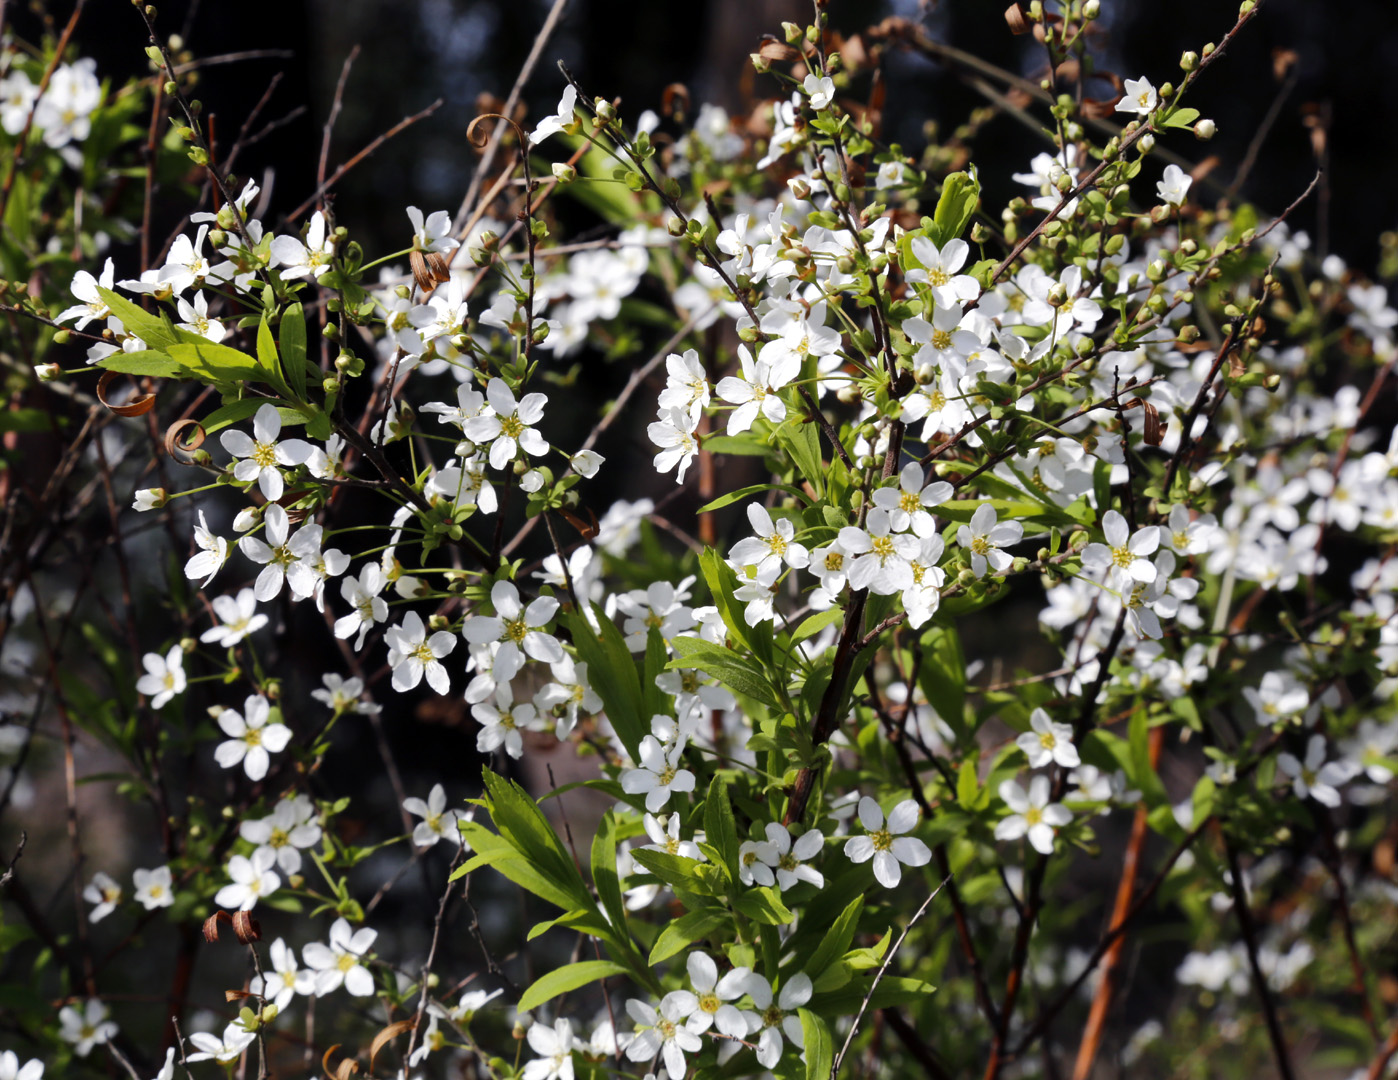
257 315 285 393
280 302 308 401
703 775 739 883
803 894 863 978
591 811 629 943
630 848 708 892
697 482 812 515
669 638 782 711
799 1008 833 1080
648 908 727 965
790 607 843 647
776 422 825 499
564 608 646 759
517 960 629 1013
931 168 980 246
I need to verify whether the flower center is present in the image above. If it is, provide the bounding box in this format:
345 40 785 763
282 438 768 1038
498 413 525 440
931 330 952 351
1110 545 1135 569
658 764 677 787
242 727 263 748
870 828 893 851
699 993 721 1014
269 827 288 848
779 853 798 871
763 1006 784 1027
411 641 437 665
824 551 844 572
971 536 990 556
928 268 949 287
765 532 789 556
504 616 529 644
1173 530 1189 550
870 535 895 562
1024 807 1043 827
644 612 664 630
1039 731 1057 750
336 953 357 973
899 491 921 514
251 442 278 468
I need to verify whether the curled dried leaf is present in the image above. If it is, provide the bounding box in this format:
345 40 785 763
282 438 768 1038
203 909 263 944
1141 401 1163 447
369 1019 416 1073
322 1046 359 1080
225 990 253 1003
757 38 800 63
1004 3 1030 36
165 418 206 464
558 505 599 540
96 370 156 417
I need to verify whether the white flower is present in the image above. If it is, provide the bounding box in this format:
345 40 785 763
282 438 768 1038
1016 708 1080 769
136 646 186 709
185 1022 256 1064
59 999 117 1057
803 73 836 110
906 237 980 308
404 784 463 847
0 1051 43 1080
311 673 381 716
158 226 212 294
871 462 952 536
1116 76 1158 116
1278 735 1352 808
220 403 315 502
647 407 699 483
54 258 114 330
1243 671 1311 728
303 917 378 996
529 84 578 146
83 871 123 923
728 503 810 575
333 563 389 650
843 797 930 887
131 487 166 512
522 1018 576 1080
385 611 457 694
461 580 563 680
621 727 696 812
534 656 603 739
463 378 549 470
472 683 539 759
715 342 795 435
406 206 459 254
250 937 315 1011
570 449 605 477
240 795 322 875
760 823 825 890
956 503 1022 577
624 996 703 1080
1157 163 1192 207
214 695 292 782
200 588 267 648
132 866 175 910
1081 510 1160 586
214 847 281 910
270 211 335 279
184 509 230 587
671 952 751 1038
175 289 225 342
152 1047 175 1080
744 972 812 1068
657 348 711 424
839 508 920 595
995 776 1072 855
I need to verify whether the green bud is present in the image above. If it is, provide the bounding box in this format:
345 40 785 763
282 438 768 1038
737 325 758 343
956 568 976 587
1104 233 1125 256
750 53 770 75
163 80 177 96
188 146 209 166
1083 0 1100 15
782 21 802 43
1136 132 1155 155
550 162 575 183
322 323 340 342
1180 51 1199 71
145 45 164 63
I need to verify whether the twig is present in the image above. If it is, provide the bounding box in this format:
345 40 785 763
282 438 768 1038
0 832 25 889
830 875 949 1078
1224 836 1297 1080
285 99 445 222
402 845 466 1069
317 46 360 212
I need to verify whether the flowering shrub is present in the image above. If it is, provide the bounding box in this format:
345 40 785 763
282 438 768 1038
4 2 1398 1079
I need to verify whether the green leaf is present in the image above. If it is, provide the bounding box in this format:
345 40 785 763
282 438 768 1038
776 422 825 499
648 909 727 965
669 637 782 711
642 628 670 720
592 811 629 943
280 302 309 401
257 315 285 393
564 608 646 759
813 975 936 1013
1163 106 1201 130
96 287 181 349
930 168 981 246
956 759 979 808
733 886 793 925
166 340 289 395
453 829 581 911
804 894 863 978
799 1008 834 1080
630 848 708 892
703 434 772 457
697 482 812 515
917 623 967 741
472 770 591 910
517 960 630 1013
94 349 187 379
195 397 291 437
703 775 739 883
790 607 843 647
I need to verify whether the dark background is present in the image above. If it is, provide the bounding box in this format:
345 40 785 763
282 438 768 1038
11 0 1398 271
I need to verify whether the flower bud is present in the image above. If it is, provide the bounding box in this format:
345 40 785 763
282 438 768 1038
914 362 935 385
551 163 576 183
1194 118 1216 140
1159 82 1174 99
34 362 61 381
1046 282 1068 308
956 568 976 587
1136 132 1155 155
1180 51 1199 72
1083 0 1100 18
666 216 685 238
782 21 802 43
750 53 770 74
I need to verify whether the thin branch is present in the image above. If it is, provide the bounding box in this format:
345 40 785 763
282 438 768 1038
1224 836 1297 1080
